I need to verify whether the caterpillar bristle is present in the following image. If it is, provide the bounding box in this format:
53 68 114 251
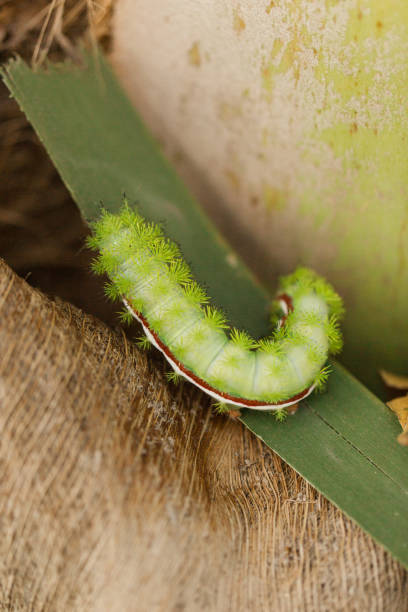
213 400 231 414
104 281 121 301
86 234 100 251
152 240 181 263
131 298 144 313
168 260 192 286
279 266 317 291
166 370 183 385
90 256 105 275
204 306 229 330
230 328 257 350
274 407 288 422
118 309 134 326
257 338 284 356
113 275 134 296
296 309 322 327
273 325 288 343
136 335 152 351
183 281 209 305
314 365 332 392
326 315 343 355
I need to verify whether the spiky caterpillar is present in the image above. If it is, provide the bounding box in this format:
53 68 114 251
87 205 344 414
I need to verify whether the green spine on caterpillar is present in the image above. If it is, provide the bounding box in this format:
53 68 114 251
87 203 344 405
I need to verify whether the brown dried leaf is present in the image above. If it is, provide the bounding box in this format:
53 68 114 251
397 432 408 447
287 403 299 415
228 409 242 419
379 369 408 390
386 396 408 430
386 395 408 446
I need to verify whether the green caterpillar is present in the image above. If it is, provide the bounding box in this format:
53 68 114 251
87 204 344 414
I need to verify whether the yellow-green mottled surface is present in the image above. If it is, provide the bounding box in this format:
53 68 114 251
113 0 408 394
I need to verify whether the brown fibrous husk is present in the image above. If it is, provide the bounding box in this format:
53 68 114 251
1 258 407 611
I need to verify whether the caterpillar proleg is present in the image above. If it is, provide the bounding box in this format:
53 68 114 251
87 205 344 414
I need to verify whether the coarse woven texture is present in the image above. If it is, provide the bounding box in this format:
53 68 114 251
88 205 343 406
0 258 407 612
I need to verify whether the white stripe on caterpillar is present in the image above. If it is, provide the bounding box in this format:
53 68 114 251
87 204 344 414
123 298 316 411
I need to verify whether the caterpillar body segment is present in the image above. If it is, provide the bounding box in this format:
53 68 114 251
88 205 344 413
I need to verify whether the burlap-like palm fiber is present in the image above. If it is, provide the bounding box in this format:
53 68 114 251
1 258 407 611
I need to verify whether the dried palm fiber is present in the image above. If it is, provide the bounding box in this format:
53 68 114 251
1 259 407 611
0 0 116 323
1 2 408 610
0 0 113 63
